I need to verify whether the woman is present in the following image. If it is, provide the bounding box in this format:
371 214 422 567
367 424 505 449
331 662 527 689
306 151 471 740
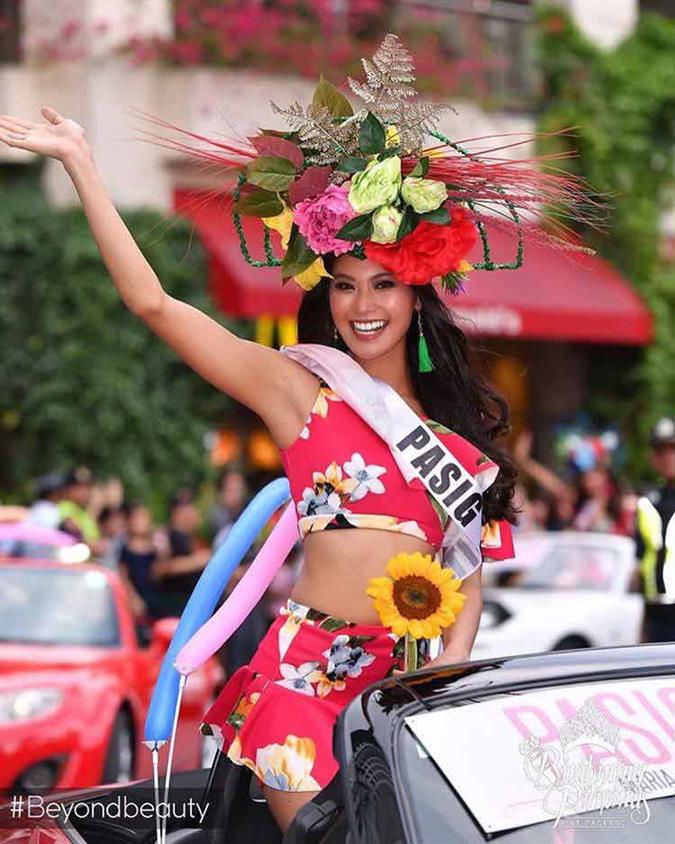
118 502 165 621
0 103 519 830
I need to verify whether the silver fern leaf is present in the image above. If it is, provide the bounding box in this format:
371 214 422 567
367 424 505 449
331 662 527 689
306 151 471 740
348 32 455 153
269 101 363 165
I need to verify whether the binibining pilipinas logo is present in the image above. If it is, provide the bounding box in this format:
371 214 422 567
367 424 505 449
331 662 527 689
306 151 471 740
519 700 657 829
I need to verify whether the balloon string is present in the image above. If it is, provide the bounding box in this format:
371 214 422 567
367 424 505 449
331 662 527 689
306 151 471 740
162 674 187 844
151 746 161 844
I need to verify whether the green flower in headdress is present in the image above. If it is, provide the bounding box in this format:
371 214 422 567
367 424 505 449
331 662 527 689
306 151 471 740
401 177 448 214
348 157 402 214
371 205 403 244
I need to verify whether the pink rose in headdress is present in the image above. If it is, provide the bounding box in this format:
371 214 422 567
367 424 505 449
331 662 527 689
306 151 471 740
294 185 357 256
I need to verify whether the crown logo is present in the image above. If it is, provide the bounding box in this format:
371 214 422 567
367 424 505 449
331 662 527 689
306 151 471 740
558 701 621 751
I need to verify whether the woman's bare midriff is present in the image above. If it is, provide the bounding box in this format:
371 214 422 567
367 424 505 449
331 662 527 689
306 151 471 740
290 528 436 625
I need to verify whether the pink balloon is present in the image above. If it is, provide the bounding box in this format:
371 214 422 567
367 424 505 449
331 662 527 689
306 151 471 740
174 502 298 675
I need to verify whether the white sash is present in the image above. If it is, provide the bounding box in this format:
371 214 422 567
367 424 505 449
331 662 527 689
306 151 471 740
281 344 498 577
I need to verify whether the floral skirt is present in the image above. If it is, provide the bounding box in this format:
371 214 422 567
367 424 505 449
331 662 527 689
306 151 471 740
201 599 408 792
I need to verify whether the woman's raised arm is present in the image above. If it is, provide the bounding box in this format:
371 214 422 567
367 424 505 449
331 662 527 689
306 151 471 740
0 108 316 426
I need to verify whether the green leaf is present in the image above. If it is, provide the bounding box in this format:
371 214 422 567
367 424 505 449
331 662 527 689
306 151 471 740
335 213 374 241
347 635 377 647
281 229 318 277
378 145 403 160
420 206 450 224
246 156 296 192
312 76 353 118
337 156 369 174
359 112 386 156
396 205 419 240
410 156 430 177
233 188 283 218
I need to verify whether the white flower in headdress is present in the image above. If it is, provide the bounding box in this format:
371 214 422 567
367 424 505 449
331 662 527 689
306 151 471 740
343 453 386 501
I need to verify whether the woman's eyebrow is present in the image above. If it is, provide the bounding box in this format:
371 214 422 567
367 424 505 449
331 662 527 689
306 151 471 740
332 272 394 281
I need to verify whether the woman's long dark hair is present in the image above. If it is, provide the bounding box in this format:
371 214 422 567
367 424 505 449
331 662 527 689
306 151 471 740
297 277 518 525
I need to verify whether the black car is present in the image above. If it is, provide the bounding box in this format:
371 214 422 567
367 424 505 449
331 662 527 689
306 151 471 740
3 644 674 843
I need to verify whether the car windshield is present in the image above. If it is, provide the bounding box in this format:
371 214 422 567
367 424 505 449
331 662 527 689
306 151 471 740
399 676 675 843
0 567 120 646
517 542 618 590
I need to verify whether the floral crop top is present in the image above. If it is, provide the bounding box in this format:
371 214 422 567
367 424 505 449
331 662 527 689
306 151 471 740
280 383 474 550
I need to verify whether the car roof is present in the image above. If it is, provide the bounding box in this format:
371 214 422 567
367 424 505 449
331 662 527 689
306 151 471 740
384 643 674 710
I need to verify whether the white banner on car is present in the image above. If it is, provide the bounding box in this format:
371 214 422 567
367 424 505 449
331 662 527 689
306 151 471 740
406 676 675 834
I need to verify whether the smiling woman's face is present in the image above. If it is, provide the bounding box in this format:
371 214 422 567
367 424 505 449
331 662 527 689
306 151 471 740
328 255 418 362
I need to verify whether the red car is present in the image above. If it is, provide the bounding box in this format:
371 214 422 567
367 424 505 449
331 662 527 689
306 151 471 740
0 560 223 792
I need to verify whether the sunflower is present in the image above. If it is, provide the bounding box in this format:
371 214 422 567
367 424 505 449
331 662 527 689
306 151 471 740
367 552 466 640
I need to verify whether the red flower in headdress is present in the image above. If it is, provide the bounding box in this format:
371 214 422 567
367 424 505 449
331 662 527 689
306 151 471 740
364 205 477 285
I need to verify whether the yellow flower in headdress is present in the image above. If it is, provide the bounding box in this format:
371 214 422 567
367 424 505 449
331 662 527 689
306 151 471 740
262 204 327 291
262 205 294 248
385 124 399 148
367 552 465 640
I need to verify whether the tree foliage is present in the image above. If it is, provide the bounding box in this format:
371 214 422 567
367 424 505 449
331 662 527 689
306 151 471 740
0 168 245 505
536 9 675 475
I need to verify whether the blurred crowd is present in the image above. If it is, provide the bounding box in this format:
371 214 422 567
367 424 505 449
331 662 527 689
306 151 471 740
1 467 300 671
514 430 637 537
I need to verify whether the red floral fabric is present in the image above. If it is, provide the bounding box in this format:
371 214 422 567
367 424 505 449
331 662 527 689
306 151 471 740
201 600 408 792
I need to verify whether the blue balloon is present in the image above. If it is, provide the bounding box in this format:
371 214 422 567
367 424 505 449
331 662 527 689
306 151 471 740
144 477 290 744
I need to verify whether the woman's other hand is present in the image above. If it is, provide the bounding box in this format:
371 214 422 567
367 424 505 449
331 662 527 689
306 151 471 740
0 106 90 165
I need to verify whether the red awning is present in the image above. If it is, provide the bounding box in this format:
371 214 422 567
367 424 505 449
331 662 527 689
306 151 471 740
174 189 301 318
174 190 653 345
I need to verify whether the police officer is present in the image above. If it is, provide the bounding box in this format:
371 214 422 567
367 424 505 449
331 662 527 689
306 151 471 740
635 417 675 642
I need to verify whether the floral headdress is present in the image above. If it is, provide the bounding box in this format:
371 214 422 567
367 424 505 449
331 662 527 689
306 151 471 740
142 34 597 292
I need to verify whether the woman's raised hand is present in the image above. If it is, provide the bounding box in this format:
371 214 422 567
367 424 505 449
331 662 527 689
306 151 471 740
0 106 89 164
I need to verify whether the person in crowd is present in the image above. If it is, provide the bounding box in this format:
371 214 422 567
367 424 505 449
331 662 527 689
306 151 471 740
57 466 100 545
118 503 166 621
95 505 127 568
27 471 68 530
154 492 210 617
513 483 558 533
634 417 675 643
209 467 250 547
513 430 632 534
571 466 631 535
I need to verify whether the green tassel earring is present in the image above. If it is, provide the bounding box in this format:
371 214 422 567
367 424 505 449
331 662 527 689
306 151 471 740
417 310 434 373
